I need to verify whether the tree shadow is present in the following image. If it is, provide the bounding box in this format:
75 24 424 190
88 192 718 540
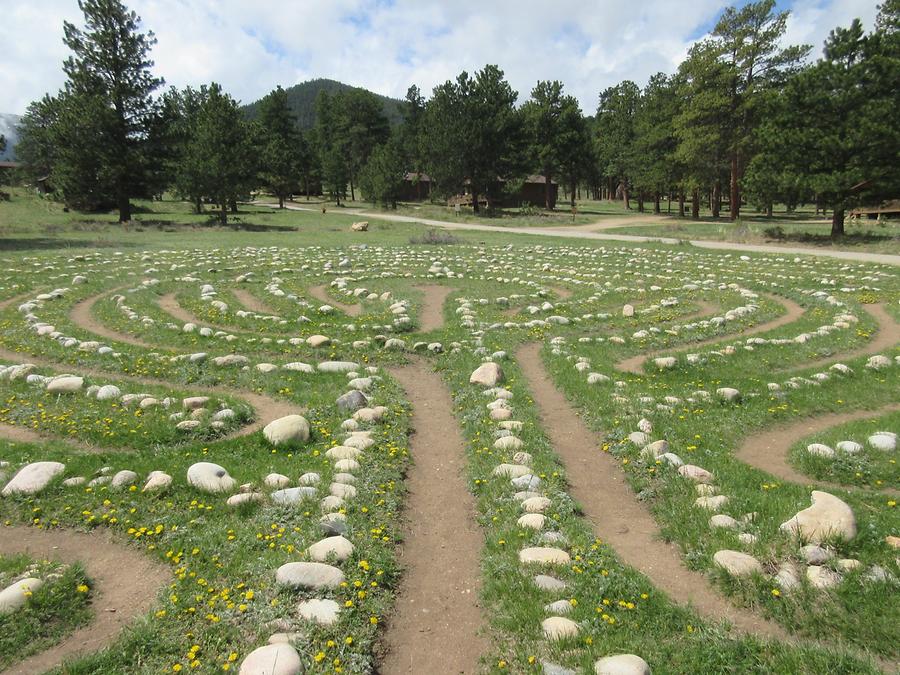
0 237 132 251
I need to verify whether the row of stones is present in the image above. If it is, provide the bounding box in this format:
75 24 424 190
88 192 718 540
471 360 652 675
622 420 892 591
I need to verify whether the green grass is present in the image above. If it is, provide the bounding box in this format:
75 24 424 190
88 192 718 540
0 554 93 669
789 411 899 490
0 199 896 672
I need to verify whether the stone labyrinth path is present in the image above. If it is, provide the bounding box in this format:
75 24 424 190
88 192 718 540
0 243 897 674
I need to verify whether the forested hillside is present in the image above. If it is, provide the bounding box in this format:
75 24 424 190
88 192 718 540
242 78 403 129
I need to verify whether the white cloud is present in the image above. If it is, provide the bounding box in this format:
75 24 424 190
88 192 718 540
0 0 883 115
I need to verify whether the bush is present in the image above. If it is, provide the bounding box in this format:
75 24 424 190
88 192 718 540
764 225 786 239
409 229 460 245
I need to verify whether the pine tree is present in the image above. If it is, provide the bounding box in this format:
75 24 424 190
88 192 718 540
62 0 162 221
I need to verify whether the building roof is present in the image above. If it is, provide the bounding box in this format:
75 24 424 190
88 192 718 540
0 161 20 169
403 172 431 182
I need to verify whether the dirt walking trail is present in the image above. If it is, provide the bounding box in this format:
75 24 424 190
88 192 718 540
516 342 786 639
616 294 805 374
69 291 160 350
231 288 278 315
308 284 361 317
379 361 486 674
0 526 168 675
413 285 453 332
736 404 900 496
780 303 900 373
262 202 900 266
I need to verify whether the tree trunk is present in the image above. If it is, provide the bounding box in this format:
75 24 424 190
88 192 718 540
622 186 630 210
230 200 237 213
766 202 773 218
220 202 227 225
305 176 310 201
729 152 740 220
117 189 131 223
712 182 721 218
678 192 685 218
195 197 202 214
349 174 355 202
691 188 700 219
831 208 845 238
279 195 285 209
654 191 661 214
472 189 480 214
544 166 553 211
570 179 576 208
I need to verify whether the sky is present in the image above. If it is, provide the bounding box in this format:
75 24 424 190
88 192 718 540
0 0 881 116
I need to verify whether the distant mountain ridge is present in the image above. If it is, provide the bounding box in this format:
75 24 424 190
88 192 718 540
0 113 21 161
242 78 404 130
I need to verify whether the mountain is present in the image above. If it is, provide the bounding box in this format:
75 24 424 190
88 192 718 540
242 78 405 130
0 113 21 161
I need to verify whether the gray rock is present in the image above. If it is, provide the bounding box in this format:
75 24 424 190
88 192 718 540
336 390 368 413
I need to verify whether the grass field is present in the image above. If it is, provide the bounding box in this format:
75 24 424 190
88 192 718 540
0 190 897 673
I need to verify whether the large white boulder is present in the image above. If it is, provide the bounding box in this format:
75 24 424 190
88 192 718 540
263 415 310 446
780 490 856 543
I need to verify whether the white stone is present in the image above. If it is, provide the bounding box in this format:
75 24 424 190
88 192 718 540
713 550 762 576
276 562 345 589
263 415 310 446
780 491 856 543
298 598 341 625
186 462 236 493
469 362 503 386
47 376 83 393
542 616 579 640
2 461 65 496
238 644 303 675
594 654 652 675
0 578 44 615
307 536 354 562
519 547 570 565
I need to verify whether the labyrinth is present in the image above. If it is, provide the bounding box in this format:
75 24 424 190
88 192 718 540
0 241 897 674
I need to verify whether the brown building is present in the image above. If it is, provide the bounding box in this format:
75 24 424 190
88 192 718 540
398 172 431 201
449 175 558 209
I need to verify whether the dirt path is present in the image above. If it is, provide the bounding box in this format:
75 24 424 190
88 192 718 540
516 342 786 639
379 361 486 674
413 285 452 332
69 291 159 350
307 284 361 317
780 303 899 373
735 404 900 496
231 288 278 315
616 294 805 374
0 526 168 675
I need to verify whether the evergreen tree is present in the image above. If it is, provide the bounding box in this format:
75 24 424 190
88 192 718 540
522 80 587 210
177 83 252 225
421 65 524 212
62 0 163 221
359 135 407 208
702 0 808 219
258 86 302 208
594 81 639 208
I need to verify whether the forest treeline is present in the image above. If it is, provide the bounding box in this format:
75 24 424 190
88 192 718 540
13 0 899 236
